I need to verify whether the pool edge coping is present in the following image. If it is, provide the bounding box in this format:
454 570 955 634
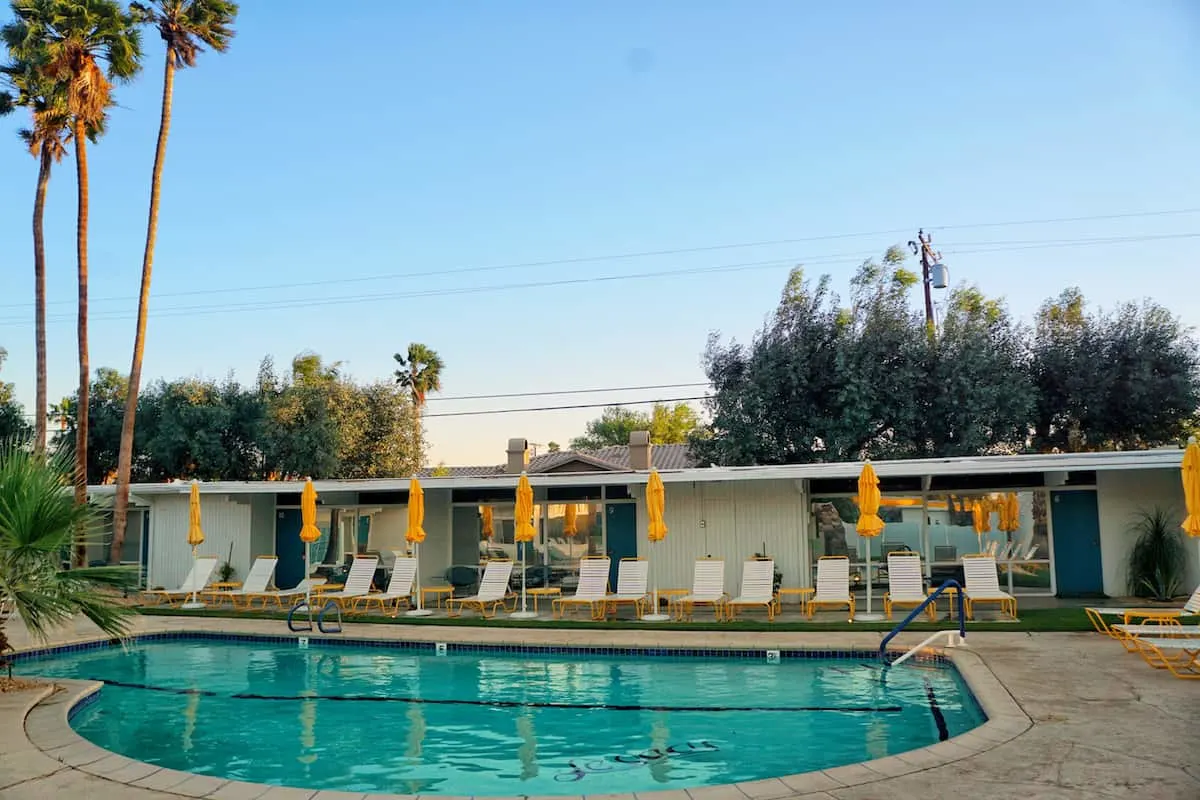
16 633 1032 800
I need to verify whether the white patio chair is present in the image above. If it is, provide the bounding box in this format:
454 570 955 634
447 560 515 618
223 556 278 609
883 551 927 621
553 556 611 620
356 556 417 615
808 556 854 620
604 557 649 618
726 559 776 621
322 556 380 611
141 556 219 606
962 554 1017 619
678 559 727 620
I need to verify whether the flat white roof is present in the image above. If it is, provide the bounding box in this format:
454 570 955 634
86 447 1185 497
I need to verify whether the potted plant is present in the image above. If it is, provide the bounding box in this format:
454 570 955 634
1127 507 1185 602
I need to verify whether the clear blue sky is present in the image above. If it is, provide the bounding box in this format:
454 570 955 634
1 1 1198 465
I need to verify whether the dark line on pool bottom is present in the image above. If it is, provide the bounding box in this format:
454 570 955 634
923 678 950 741
88 679 902 713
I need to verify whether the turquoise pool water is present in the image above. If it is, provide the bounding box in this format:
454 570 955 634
21 639 984 795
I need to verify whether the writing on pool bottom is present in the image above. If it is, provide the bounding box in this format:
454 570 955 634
554 740 721 783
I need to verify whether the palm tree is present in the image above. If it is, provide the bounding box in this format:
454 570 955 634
0 440 135 654
0 54 72 457
110 0 238 566
393 344 444 463
4 1 142 555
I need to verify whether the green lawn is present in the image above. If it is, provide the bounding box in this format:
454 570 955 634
136 605 1098 633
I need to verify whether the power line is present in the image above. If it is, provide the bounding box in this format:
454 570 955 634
3 205 1197 311
429 382 708 402
2 230 1198 329
423 396 710 418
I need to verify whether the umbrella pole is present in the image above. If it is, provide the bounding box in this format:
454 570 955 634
414 541 423 611
189 545 198 607
855 541 884 621
304 545 312 626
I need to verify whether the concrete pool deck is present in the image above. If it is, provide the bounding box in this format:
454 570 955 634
1 615 1197 800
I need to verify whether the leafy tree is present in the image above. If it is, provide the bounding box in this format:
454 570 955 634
570 402 701 450
547 441 561 453
328 381 420 479
0 440 135 649
4 0 143 533
111 0 239 565
0 51 72 453
0 348 31 440
1031 288 1200 451
52 367 128 484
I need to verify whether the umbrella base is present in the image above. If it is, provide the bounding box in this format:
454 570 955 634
509 611 539 620
180 602 206 611
405 608 434 617
640 613 671 622
854 612 886 622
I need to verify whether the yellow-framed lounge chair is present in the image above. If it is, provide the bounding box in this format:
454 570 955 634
883 551 929 621
1085 587 1200 640
1113 621 1200 653
245 578 319 609
962 554 1017 620
355 556 417 615
141 556 219 606
726 558 776 622
224 556 279 609
808 556 854 620
447 560 514 619
553 556 610 620
604 557 649 618
1128 636 1200 679
322 556 379 611
678 558 727 621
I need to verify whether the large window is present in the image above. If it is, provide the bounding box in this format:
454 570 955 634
545 503 604 579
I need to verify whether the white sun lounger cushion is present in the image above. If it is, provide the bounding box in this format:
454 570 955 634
886 553 925 602
561 558 611 602
814 558 851 602
323 557 379 600
730 560 774 604
963 556 1014 601
147 556 219 595
223 557 278 597
606 559 649 601
376 557 417 599
461 561 515 603
682 560 725 603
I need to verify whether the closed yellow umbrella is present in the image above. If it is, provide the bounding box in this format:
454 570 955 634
972 498 991 553
563 503 578 536
998 493 1020 532
406 478 432 616
1183 437 1200 538
512 473 537 618
855 462 885 619
183 481 205 609
643 469 670 621
481 505 494 538
299 478 322 613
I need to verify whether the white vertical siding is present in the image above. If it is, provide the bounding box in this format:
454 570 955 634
635 479 808 592
249 495 275 560
363 489 452 588
148 494 251 590
1097 468 1193 597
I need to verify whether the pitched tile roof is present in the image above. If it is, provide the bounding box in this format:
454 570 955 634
418 443 698 478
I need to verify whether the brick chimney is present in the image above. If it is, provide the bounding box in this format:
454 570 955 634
629 430 652 471
506 438 529 473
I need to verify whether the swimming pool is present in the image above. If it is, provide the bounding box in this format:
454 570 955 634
20 636 985 795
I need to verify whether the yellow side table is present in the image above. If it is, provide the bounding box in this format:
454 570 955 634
202 582 241 604
927 586 962 620
527 586 561 613
775 587 815 616
421 585 454 609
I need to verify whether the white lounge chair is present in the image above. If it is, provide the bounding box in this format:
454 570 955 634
1114 623 1200 638
808 556 854 620
604 557 649 618
1127 636 1200 679
883 551 927 621
246 578 319 609
447 560 515 618
553 556 611 620
725 559 776 621
678 559 726 621
322 556 380 611
1085 587 1200 642
962 554 1017 619
222 556 278 609
355 556 417 615
142 556 219 606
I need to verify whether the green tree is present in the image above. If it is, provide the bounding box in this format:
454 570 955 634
569 402 700 450
0 440 135 651
4 0 142 538
393 343 444 463
0 52 72 454
0 348 31 441
329 381 420 479
111 0 239 565
1031 288 1200 451
52 367 128 484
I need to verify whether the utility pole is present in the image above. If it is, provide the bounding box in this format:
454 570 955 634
907 229 943 333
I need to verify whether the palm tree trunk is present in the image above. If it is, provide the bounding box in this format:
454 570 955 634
111 51 176 565
32 146 52 456
73 118 90 568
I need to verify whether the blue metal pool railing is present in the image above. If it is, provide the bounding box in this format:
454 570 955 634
287 599 343 634
878 579 966 663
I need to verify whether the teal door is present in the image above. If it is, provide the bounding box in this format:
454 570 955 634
1051 490 1104 597
605 503 638 588
275 509 305 590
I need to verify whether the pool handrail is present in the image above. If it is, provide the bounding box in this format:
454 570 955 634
318 600 342 633
879 579 965 662
287 600 313 632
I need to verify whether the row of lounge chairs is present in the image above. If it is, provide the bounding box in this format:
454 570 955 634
1086 588 1200 680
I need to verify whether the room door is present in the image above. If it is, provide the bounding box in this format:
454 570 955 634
1050 490 1103 597
605 503 638 589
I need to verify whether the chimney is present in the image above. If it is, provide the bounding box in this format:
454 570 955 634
629 430 652 471
506 438 529 473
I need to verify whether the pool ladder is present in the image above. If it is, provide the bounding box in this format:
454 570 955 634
879 579 966 666
287 599 343 634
